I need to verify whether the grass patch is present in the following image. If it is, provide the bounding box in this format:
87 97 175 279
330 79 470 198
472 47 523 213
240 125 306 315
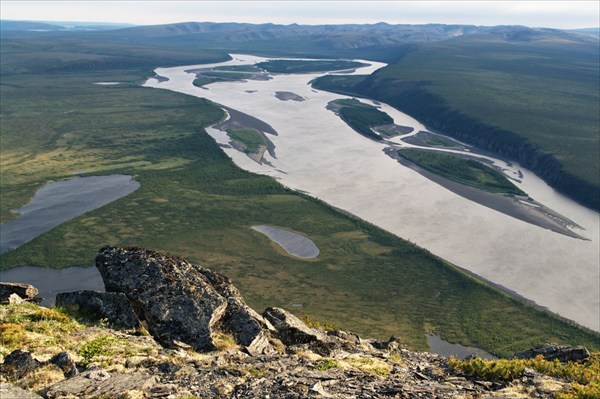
212 332 239 351
302 314 337 332
449 353 600 398
332 98 393 141
78 335 122 366
314 358 339 371
226 128 266 154
347 356 392 376
397 149 526 195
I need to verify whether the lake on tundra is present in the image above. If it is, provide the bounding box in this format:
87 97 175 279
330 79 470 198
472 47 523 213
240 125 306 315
144 54 600 332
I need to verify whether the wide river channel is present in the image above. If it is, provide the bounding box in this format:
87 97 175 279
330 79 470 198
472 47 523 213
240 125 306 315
144 54 600 331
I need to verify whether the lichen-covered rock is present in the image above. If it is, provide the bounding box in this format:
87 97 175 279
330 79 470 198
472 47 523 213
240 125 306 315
263 307 327 346
221 297 277 356
512 343 590 362
44 371 155 399
95 246 275 354
49 351 78 378
56 290 141 330
0 382 44 399
0 350 41 379
0 282 38 304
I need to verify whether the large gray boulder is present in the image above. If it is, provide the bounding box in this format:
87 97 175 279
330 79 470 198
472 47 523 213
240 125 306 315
221 297 276 356
56 290 141 330
95 246 275 354
0 282 38 304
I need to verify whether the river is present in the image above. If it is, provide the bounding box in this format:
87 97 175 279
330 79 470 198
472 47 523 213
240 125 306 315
144 54 599 331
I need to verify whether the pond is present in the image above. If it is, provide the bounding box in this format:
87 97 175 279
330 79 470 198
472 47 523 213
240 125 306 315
252 225 319 258
427 334 497 360
0 175 140 254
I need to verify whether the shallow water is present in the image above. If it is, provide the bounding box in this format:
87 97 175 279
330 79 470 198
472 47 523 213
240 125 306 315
144 55 600 331
252 225 319 258
427 334 497 360
0 175 140 253
0 265 104 306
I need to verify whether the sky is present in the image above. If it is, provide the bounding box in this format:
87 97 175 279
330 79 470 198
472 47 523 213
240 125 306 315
1 1 599 29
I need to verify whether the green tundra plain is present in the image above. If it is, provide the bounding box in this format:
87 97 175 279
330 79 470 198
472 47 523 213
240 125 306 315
1 32 599 357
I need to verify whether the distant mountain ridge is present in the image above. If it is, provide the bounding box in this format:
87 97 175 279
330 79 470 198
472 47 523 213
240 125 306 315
0 19 135 31
2 20 596 63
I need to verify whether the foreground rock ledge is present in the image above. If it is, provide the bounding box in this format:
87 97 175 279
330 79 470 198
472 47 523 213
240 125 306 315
0 247 593 399
96 246 276 354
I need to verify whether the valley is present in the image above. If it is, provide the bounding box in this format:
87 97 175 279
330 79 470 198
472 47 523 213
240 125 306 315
0 22 598 358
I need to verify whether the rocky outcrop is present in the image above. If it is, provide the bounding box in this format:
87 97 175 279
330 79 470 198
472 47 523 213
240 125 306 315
263 307 327 346
49 351 78 378
0 382 44 399
56 290 141 330
1 266 595 399
0 350 41 379
512 343 591 362
0 282 38 304
44 371 156 399
95 246 275 354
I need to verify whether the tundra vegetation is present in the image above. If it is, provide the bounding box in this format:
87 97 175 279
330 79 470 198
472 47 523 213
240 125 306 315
255 59 367 74
0 32 599 357
330 98 393 141
396 149 526 196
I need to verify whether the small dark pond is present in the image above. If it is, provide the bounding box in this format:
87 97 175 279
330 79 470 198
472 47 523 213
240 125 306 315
0 175 139 253
427 334 497 360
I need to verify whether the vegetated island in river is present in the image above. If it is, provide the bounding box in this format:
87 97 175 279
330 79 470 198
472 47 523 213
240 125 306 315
256 59 368 74
327 98 413 140
212 105 278 164
388 148 584 239
188 64 270 88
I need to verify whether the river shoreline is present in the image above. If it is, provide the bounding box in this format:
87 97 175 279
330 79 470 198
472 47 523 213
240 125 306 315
143 54 599 331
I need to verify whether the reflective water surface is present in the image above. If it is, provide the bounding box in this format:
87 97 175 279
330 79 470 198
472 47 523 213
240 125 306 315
0 175 140 254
